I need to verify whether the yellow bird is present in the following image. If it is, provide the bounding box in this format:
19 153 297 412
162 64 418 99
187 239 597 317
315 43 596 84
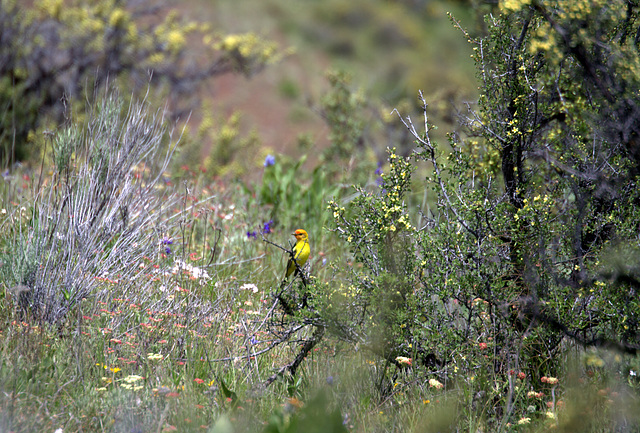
284 229 310 282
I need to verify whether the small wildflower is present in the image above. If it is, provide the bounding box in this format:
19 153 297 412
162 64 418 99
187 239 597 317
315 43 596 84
262 220 274 234
124 374 145 384
428 378 444 389
162 237 173 254
517 417 531 425
374 162 384 186
240 283 259 293
395 356 412 366
264 154 276 167
478 342 488 350
247 230 257 239
374 162 383 176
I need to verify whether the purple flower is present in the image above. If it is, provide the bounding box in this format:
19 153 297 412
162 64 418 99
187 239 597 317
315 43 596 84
250 336 259 345
247 230 257 239
161 238 173 254
375 162 384 187
264 154 276 167
374 162 383 176
262 220 273 234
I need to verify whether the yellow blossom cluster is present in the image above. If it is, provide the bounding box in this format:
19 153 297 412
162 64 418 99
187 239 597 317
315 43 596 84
215 33 279 64
500 0 532 13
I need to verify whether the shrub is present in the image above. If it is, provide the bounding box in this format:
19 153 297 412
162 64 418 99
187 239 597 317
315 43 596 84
324 0 640 428
0 0 281 166
1 89 180 324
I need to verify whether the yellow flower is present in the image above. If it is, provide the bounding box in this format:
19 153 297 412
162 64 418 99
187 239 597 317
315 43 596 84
166 30 185 52
109 8 128 27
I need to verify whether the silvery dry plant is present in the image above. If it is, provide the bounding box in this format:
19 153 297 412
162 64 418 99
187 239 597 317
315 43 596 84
2 89 190 324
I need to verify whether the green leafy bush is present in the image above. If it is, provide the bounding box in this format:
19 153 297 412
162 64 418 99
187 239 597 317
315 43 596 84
323 0 640 428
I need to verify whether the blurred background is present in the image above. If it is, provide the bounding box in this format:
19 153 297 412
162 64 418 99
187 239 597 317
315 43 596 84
190 0 478 154
1 0 480 180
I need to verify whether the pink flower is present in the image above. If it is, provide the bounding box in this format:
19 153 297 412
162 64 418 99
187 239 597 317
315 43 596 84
395 356 412 366
429 378 444 390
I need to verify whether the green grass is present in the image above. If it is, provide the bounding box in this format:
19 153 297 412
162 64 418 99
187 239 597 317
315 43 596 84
2 157 639 432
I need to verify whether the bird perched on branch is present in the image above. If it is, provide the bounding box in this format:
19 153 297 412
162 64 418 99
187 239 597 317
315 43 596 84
283 229 310 284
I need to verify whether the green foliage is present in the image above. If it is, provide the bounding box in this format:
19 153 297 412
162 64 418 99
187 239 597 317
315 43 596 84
262 390 348 433
320 70 366 165
325 148 417 362
258 154 342 230
201 111 262 178
324 0 640 429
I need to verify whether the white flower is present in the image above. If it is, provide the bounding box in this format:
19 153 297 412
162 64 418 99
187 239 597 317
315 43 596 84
124 374 145 384
240 283 259 293
395 356 412 366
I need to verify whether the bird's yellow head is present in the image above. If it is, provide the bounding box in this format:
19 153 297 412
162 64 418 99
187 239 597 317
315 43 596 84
293 229 308 241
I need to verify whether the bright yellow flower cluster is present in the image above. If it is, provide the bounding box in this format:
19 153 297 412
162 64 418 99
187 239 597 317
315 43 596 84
500 0 532 12
216 33 279 63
